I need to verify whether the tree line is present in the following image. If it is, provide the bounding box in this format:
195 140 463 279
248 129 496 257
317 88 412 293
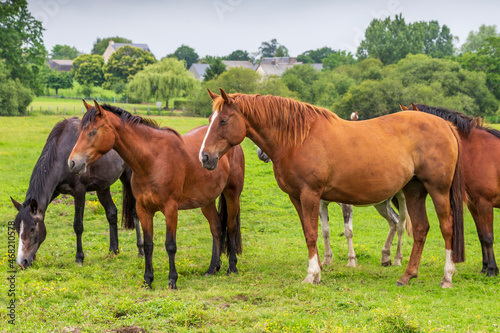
1 1 498 118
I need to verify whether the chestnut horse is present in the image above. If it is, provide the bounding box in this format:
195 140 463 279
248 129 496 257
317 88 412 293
404 103 500 276
200 89 464 288
68 101 245 289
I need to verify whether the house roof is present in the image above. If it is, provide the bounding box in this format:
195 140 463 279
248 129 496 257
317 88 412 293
47 59 73 71
111 43 151 52
257 63 300 77
223 60 253 69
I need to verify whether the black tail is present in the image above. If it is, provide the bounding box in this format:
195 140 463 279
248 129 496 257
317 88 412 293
120 167 136 230
217 193 242 255
450 128 465 263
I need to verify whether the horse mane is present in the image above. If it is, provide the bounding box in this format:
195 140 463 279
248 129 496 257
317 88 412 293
213 94 338 146
415 104 500 139
80 104 182 139
24 118 76 205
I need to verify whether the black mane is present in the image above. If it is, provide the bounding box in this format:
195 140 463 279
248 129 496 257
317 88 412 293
415 104 500 139
80 104 182 139
24 118 75 205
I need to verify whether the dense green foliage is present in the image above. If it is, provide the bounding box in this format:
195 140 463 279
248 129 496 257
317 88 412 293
166 45 199 69
203 58 227 81
41 67 73 96
1 115 500 332
297 47 335 64
127 57 197 109
50 44 80 60
91 36 132 55
0 61 33 115
72 54 105 86
103 46 156 89
461 24 499 53
357 14 453 64
224 50 251 61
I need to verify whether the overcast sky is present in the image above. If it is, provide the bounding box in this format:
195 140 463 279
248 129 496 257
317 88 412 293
27 0 499 59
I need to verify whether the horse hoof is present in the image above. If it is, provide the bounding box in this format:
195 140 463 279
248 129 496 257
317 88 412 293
395 280 407 286
142 282 152 290
226 268 238 275
109 249 119 255
440 281 453 288
169 281 177 290
381 260 392 267
486 268 499 277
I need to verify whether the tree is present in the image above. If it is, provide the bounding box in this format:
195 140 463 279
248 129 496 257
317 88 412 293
357 14 454 64
91 36 132 55
281 64 320 103
274 45 289 57
103 46 156 89
257 75 296 98
127 57 198 109
50 44 80 60
72 54 105 86
297 47 335 63
0 61 33 116
166 45 199 69
224 50 250 61
322 51 356 70
461 25 499 53
43 68 73 96
0 0 47 93
204 58 227 81
258 39 288 58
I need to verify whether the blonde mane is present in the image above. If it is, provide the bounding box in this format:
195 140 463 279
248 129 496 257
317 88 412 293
213 93 339 146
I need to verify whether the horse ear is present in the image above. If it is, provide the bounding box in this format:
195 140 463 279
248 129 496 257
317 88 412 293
10 197 21 211
410 103 420 111
399 104 409 111
29 199 38 215
93 100 106 117
207 88 219 101
82 99 92 111
219 88 233 105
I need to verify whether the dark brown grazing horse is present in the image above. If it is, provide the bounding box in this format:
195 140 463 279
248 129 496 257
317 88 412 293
68 101 245 289
200 89 464 288
404 103 500 276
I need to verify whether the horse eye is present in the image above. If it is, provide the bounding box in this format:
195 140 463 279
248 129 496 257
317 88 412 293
30 226 35 232
88 130 97 137
220 118 228 125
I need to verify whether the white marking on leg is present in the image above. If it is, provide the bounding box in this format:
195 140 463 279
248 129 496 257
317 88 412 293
441 249 455 288
17 221 25 266
394 193 408 266
341 204 356 267
199 111 218 163
320 200 332 266
302 253 321 284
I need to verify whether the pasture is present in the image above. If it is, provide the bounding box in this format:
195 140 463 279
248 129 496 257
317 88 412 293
0 114 499 332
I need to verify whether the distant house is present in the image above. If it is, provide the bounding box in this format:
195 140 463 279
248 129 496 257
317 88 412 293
188 60 254 81
47 59 73 71
255 57 303 77
103 40 152 63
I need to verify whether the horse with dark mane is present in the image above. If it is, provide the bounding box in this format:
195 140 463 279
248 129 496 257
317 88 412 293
11 117 143 269
200 89 465 288
405 103 500 276
68 101 245 289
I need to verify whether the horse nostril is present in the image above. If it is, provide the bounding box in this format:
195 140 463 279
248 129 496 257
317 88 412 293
202 153 209 163
22 259 29 268
70 160 75 169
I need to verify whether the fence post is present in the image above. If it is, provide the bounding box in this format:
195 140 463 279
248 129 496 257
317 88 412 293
147 106 150 115
134 107 137 114
65 106 67 115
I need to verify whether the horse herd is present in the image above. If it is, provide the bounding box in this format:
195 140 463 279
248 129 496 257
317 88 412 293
11 89 500 290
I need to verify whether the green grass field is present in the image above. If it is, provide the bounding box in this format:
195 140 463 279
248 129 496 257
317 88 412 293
0 114 499 332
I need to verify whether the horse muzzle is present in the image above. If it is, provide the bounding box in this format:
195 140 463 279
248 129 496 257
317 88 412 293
200 152 219 171
68 155 87 175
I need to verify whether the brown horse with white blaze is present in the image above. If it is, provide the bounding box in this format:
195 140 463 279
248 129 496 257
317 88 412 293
200 89 465 288
68 100 245 289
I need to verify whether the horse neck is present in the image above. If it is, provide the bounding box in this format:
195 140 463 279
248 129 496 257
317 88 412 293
245 119 290 163
108 116 179 175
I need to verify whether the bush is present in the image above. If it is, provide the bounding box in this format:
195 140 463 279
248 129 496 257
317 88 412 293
0 62 33 116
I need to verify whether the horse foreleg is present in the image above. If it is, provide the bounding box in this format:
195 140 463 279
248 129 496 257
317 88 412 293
73 188 86 265
319 200 332 266
398 181 429 286
290 193 322 284
96 188 119 254
162 201 179 290
468 199 498 276
136 204 155 289
201 203 222 276
339 203 356 267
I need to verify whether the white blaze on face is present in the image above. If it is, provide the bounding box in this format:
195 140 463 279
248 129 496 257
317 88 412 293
199 111 218 163
17 221 25 266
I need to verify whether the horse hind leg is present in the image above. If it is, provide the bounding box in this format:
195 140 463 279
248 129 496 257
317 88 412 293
201 202 222 276
220 190 242 275
394 191 409 267
319 200 333 266
339 203 356 267
374 198 398 267
469 199 498 276
97 188 119 254
73 188 86 265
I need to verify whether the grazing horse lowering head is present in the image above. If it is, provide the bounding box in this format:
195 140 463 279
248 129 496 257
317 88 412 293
10 197 46 269
68 100 116 175
199 88 247 170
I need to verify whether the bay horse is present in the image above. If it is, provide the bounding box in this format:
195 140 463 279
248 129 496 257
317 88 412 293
257 148 410 268
68 101 245 289
200 89 465 288
10 117 143 269
404 103 500 276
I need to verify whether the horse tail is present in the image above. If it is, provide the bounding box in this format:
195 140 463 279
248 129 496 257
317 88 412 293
449 125 465 263
120 168 136 230
217 193 242 255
